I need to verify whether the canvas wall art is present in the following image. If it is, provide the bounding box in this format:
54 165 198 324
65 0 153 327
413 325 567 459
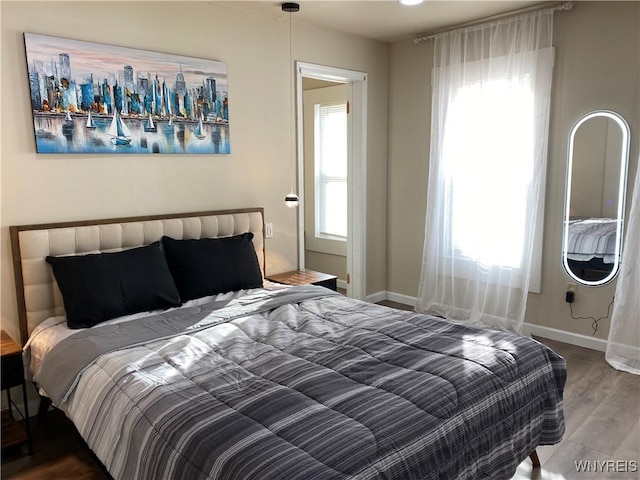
24 33 230 154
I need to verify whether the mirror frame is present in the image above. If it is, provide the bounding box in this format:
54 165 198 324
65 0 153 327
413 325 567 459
563 110 630 286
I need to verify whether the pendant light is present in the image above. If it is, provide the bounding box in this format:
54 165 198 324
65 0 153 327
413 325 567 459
283 2 300 208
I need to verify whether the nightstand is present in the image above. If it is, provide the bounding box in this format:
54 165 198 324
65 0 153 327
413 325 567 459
267 269 338 291
1 330 33 455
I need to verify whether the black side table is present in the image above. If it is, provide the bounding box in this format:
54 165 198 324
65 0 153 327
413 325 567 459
1 330 33 455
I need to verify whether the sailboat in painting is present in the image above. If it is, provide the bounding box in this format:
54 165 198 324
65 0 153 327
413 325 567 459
85 111 96 129
194 115 206 139
163 115 175 134
144 113 157 133
108 110 132 146
64 110 73 122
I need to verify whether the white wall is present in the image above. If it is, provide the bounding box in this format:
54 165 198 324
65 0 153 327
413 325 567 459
387 1 639 342
0 1 389 343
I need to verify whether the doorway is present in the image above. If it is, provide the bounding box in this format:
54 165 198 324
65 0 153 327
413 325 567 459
295 62 367 300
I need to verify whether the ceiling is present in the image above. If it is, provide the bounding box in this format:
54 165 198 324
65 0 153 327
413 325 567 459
217 1 545 43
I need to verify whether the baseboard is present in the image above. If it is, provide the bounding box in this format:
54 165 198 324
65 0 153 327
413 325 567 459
366 290 418 306
523 323 606 352
368 290 606 352
366 291 387 304
386 291 418 307
337 279 348 291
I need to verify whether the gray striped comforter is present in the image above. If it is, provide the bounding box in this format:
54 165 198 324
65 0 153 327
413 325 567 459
40 286 566 480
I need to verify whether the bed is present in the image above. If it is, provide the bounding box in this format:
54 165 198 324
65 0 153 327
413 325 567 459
10 207 566 480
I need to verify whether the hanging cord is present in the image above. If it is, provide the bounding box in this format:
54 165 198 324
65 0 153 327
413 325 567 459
289 6 295 195
282 3 299 206
568 296 615 335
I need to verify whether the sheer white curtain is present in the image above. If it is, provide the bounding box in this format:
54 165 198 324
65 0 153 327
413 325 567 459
606 159 640 375
416 10 555 333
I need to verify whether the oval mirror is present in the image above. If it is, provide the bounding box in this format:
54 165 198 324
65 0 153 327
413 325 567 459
563 110 630 286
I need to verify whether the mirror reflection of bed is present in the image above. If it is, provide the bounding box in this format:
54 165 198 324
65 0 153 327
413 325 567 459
565 217 619 282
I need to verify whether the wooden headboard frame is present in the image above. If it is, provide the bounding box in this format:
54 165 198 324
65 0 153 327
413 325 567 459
10 207 265 346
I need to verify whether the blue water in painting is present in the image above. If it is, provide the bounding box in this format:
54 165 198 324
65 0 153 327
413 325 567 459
33 113 230 154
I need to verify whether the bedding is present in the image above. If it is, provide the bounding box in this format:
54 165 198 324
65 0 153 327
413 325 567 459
31 285 566 480
23 284 284 388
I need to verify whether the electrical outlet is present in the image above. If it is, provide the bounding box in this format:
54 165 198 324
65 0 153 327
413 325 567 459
265 223 274 238
566 283 577 293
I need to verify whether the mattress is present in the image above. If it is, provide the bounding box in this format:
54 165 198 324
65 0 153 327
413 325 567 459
30 285 566 480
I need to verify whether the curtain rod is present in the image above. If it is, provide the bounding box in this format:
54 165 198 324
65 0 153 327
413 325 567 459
413 1 573 44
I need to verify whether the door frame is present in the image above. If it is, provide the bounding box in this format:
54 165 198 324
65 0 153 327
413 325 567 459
296 61 367 300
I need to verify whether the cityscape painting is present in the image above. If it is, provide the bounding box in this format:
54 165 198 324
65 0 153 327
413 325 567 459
24 33 230 154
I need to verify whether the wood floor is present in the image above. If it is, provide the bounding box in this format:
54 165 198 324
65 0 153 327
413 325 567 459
2 302 639 479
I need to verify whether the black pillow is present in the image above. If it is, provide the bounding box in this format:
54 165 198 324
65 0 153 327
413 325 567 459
162 233 263 301
46 242 181 329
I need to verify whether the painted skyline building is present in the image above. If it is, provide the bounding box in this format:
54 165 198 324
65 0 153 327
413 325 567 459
79 75 94 111
124 65 134 88
28 72 41 110
28 49 229 122
58 53 70 81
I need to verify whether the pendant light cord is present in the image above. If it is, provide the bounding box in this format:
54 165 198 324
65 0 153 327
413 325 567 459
282 3 299 207
289 7 295 195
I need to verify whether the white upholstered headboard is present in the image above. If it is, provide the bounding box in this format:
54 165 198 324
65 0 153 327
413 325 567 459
10 208 265 345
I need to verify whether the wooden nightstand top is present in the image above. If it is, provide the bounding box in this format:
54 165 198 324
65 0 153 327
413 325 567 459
267 269 337 287
1 331 21 358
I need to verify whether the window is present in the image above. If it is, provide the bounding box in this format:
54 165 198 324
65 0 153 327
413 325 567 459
432 47 554 293
315 101 347 241
445 76 535 269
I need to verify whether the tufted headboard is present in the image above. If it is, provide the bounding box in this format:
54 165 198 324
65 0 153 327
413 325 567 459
10 208 265 345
